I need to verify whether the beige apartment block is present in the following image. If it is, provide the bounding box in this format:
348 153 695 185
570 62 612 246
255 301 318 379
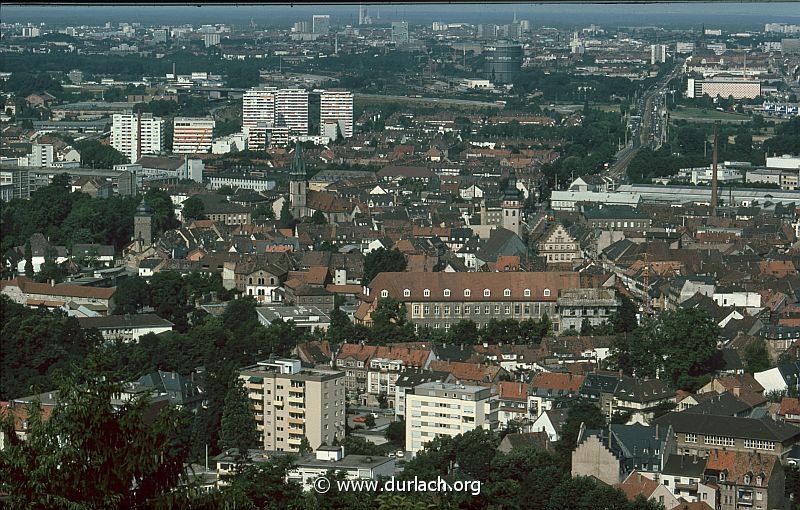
240 358 345 452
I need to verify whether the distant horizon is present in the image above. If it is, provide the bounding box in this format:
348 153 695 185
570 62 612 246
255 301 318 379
3 3 799 30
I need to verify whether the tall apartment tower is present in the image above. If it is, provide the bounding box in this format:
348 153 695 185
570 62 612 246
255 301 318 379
391 21 409 44
243 87 277 150
172 117 215 154
319 89 354 139
650 44 667 65
405 382 498 454
111 113 164 164
275 88 309 135
29 144 54 167
312 15 330 34
501 170 523 237
289 143 308 218
239 358 346 452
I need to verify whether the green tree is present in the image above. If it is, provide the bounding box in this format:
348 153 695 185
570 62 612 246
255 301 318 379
744 338 771 374
0 369 192 509
371 297 415 343
580 318 593 335
148 271 188 324
113 275 150 314
144 188 179 234
311 209 327 225
74 139 129 167
556 400 605 470
182 195 206 221
23 240 33 278
219 377 259 458
365 414 376 427
279 197 294 229
298 436 313 454
448 319 480 344
364 248 407 285
385 420 405 444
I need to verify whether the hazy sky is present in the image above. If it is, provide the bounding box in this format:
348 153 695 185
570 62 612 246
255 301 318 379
3 3 799 29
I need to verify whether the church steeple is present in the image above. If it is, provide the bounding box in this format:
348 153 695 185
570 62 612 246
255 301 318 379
290 142 306 180
289 143 307 218
501 169 523 237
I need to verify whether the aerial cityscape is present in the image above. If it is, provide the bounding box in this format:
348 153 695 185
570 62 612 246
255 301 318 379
1 2 799 509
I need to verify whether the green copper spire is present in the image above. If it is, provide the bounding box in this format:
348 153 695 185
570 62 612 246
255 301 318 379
290 143 306 180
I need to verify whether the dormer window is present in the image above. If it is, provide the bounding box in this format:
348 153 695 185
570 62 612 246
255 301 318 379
423 289 431 297
464 289 471 297
756 475 763 486
719 472 726 482
744 474 751 485
484 289 491 297
380 289 388 298
443 289 451 297
504 289 511 297
544 288 551 297
403 289 410 297
524 289 531 297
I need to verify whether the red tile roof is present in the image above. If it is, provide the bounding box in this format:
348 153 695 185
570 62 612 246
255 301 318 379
497 381 529 401
530 372 585 392
1 277 116 300
427 361 506 385
705 450 777 486
779 397 800 416
368 271 580 302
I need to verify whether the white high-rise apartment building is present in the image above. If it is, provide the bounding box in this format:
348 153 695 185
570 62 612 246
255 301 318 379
172 117 215 154
243 87 277 150
275 88 309 135
29 144 54 167
320 89 354 138
111 113 165 164
312 15 330 34
405 382 498 455
239 358 346 452
650 44 667 65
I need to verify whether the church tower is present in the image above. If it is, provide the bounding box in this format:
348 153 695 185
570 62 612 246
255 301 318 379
289 143 307 218
501 170 523 237
133 199 153 246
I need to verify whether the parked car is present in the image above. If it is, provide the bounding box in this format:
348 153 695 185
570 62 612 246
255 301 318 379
353 415 367 423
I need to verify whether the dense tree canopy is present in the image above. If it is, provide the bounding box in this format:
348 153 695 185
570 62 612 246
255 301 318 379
0 370 193 509
364 248 408 284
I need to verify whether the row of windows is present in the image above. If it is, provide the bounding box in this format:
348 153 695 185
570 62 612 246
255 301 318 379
413 303 553 317
382 288 551 298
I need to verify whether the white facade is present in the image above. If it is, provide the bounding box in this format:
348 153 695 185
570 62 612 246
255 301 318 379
754 367 792 394
111 113 165 164
766 155 800 170
275 88 309 135
686 78 761 99
650 44 667 64
243 87 277 150
286 447 395 492
208 175 275 192
320 90 354 138
405 382 498 454
550 190 641 211
29 144 54 167
212 133 248 154
712 290 761 309
311 15 330 34
172 117 215 154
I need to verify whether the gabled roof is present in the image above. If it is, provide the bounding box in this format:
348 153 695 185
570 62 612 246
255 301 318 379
653 412 800 442
530 372 585 393
705 450 778 485
1 277 116 300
